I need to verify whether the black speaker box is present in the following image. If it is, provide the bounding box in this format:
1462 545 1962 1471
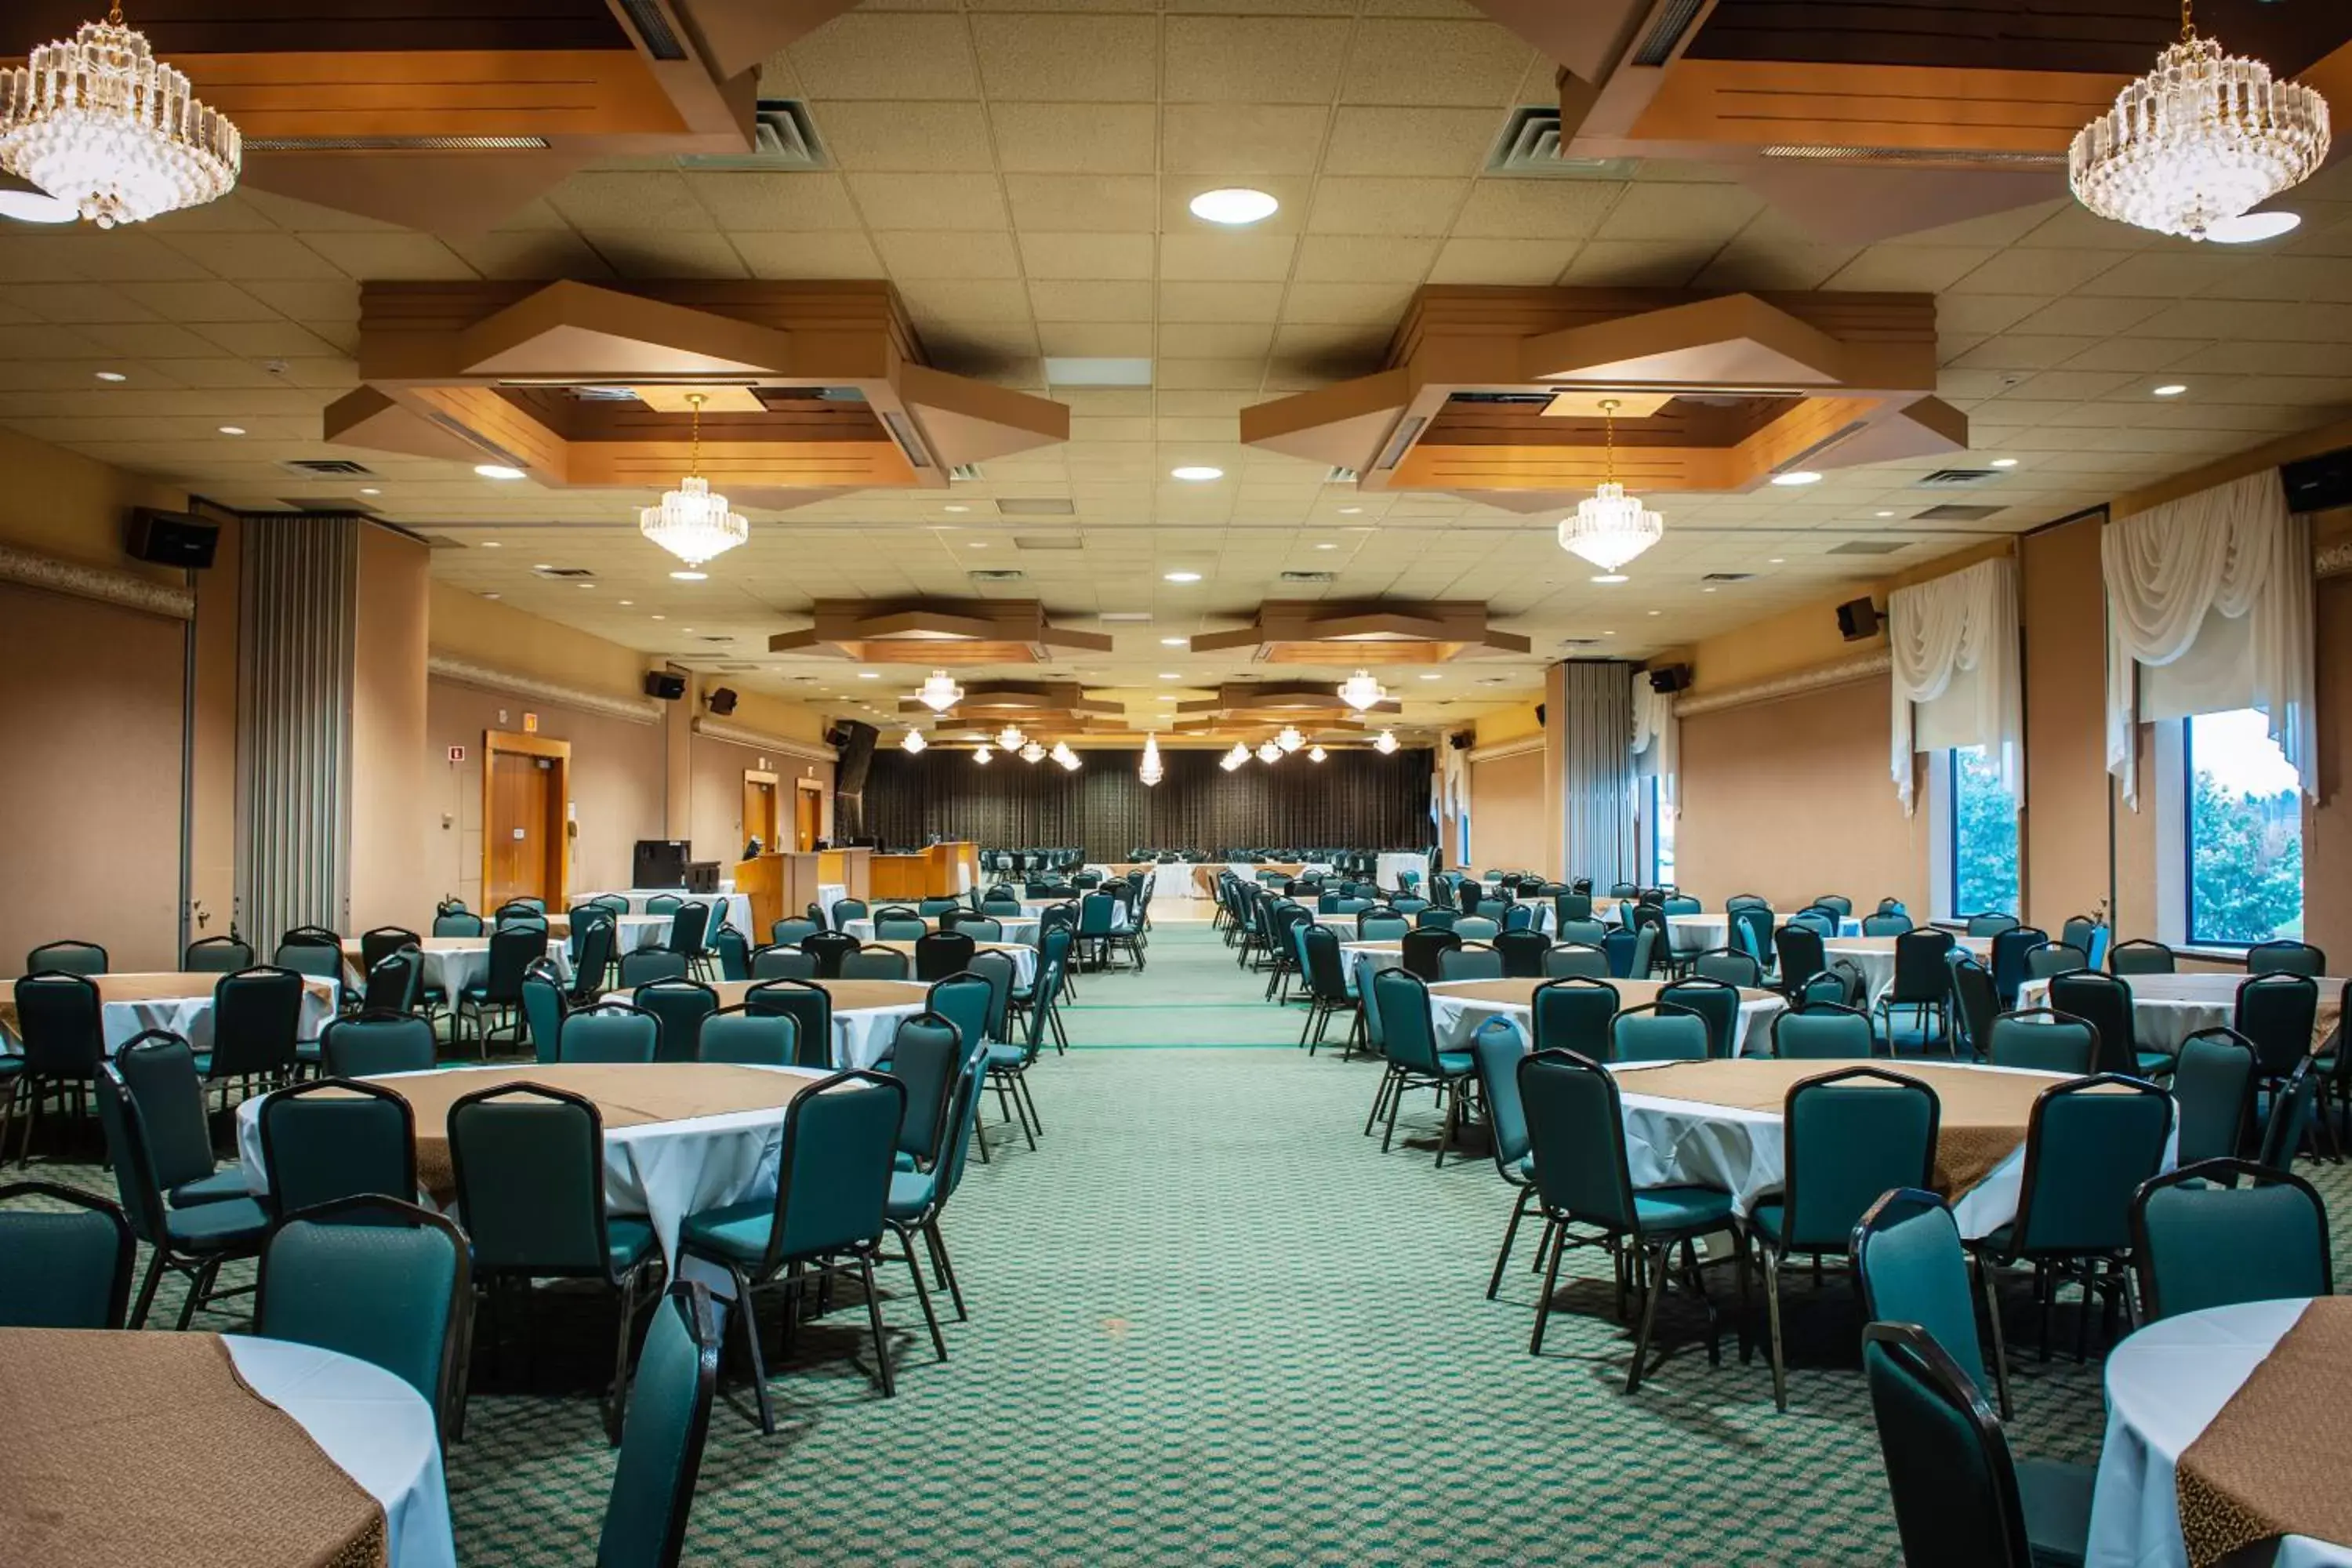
834 719 879 794
643 671 687 701
125 507 217 568
1647 663 1693 694
1446 731 1472 750
1836 597 1882 642
1534 702 1546 728
2281 447 2352 514
706 686 739 716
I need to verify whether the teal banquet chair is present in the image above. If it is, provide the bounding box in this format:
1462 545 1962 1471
0 1181 136 1328
2130 1159 2332 1323
598 1283 721 1568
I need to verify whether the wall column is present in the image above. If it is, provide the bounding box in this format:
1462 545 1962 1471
1546 660 1635 887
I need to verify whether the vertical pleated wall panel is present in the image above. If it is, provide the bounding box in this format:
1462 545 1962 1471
236 518 358 946
1559 661 1635 887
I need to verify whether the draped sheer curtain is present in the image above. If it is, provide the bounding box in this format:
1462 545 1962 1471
1886 556 2020 815
2102 469 2314 809
1630 677 1678 799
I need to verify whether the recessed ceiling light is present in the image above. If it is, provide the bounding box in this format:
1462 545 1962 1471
2206 211 2300 244
1875 510 1896 518
670 570 707 581
1188 187 1279 225
1170 466 1222 482
1315 543 1336 550
683 628 695 634
1338 506 1363 515
359 487 381 496
94 371 126 383
474 463 526 480
2153 383 2188 397
576 582 594 589
532 562 550 570
1771 470 1822 487
944 505 970 514
482 592 500 601
1767 557 1784 564
1592 573 1628 585
1602 630 1617 636
0 190 76 223
1647 609 1662 616
967 541 988 549
1701 586 1717 593
1163 571 1202 583
480 540 499 548
1989 458 2019 469
1158 672 1180 680
618 600 633 606
1160 637 1186 646
1419 672 1442 681
217 425 245 436
651 615 665 620
857 671 878 679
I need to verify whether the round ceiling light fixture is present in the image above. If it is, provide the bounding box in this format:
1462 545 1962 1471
1275 725 1304 753
1336 668 1387 712
1170 466 1223 482
973 745 993 765
1255 740 1282 764
1372 729 1399 756
1307 744 1327 764
1558 398 1663 572
1019 740 1046 764
913 669 964 713
899 728 927 754
1770 470 1823 487
996 724 1026 752
639 393 750 570
1188 187 1278 225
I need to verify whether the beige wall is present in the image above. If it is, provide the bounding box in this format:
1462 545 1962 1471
0 426 187 581
428 579 651 702
687 731 837 867
350 524 432 931
1467 747 1546 873
1475 700 1542 747
1677 673 1932 914
0 582 187 973
424 681 667 913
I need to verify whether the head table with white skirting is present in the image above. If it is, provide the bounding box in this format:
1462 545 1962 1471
577 888 754 939
2016 971 2344 1058
1825 934 1996 1003
1375 851 1430 892
859 940 1039 989
0 971 339 1055
602 978 930 1069
2088 1298 2352 1568
1422 976 1789 1059
843 915 1045 946
340 935 572 996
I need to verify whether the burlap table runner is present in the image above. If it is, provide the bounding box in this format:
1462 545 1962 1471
699 978 932 1011
0 1329 386 1568
1429 978 1777 1010
2176 1298 2352 1567
0 971 336 1036
371 1061 823 1200
1618 1058 2063 1200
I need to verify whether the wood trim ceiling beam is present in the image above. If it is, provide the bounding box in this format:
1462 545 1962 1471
768 600 1112 666
1189 598 1532 662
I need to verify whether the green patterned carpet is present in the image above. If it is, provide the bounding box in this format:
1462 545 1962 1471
27 923 2352 1564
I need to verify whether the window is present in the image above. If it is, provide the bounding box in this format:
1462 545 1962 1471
1645 775 1675 887
1948 745 2019 917
2184 708 2304 946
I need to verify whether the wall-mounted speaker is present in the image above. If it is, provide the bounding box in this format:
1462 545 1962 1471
1647 663 1693 694
1446 731 1472 751
1534 702 1546 728
2281 447 2352 514
1835 597 1882 642
833 720 879 795
706 686 739 717
643 671 687 701
125 507 217 568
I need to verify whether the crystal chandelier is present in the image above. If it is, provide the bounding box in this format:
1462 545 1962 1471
1049 740 1078 768
1373 729 1399 755
996 724 1026 753
2069 2 2329 241
973 745 993 764
899 728 927 754
1308 745 1327 763
1255 740 1282 764
1275 725 1305 753
0 5 241 229
1221 742 1249 771
1138 733 1164 787
640 394 750 569
1336 669 1387 712
913 670 964 713
1019 741 1046 764
1559 399 1663 572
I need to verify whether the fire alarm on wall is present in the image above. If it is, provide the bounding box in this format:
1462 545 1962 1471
448 745 465 764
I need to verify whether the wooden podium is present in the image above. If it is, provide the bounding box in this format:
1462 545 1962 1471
869 841 981 902
740 846 875 936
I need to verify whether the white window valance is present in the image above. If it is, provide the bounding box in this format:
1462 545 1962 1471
1630 678 1678 798
1887 556 2020 815
2102 468 2314 810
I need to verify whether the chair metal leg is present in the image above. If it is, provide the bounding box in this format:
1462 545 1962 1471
858 1256 895 1397
1530 1218 1566 1355
890 1223 948 1362
1381 1070 1405 1153
605 1269 641 1446
129 1246 169 1330
1363 1067 1393 1137
177 1256 221 1330
1975 1254 2014 1421
1488 1188 1531 1300
925 1221 967 1321
1762 1248 1788 1412
1628 1240 1669 1394
728 1265 776 1436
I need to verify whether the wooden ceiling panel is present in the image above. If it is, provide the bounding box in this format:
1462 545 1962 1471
0 0 634 56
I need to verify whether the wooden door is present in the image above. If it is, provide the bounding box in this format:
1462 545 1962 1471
794 783 821 852
487 752 554 906
742 779 779 853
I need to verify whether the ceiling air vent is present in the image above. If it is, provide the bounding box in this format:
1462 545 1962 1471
678 100 827 169
281 458 373 477
1826 540 1910 556
1098 612 1152 623
1014 535 1082 550
949 463 984 482
1912 503 2007 522
1629 0 1707 66
699 635 735 644
1279 570 1335 584
996 498 1076 517
968 568 1026 583
1700 572 1752 583
614 0 688 60
1762 145 2063 169
1325 466 1359 484
244 136 549 152
279 496 380 515
1916 468 2002 487
1487 107 1639 179
533 566 596 578
717 662 761 673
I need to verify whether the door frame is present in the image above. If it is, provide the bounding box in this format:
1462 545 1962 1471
742 769 780 854
793 775 826 851
481 729 572 910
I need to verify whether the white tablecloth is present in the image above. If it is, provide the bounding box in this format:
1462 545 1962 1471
1376 851 1429 892
223 1336 456 1568
600 988 922 1070
0 976 340 1056
1828 934 1997 1003
345 939 571 997
581 889 754 938
2087 1299 2350 1568
843 916 1046 946
2019 971 2347 1058
1424 980 1788 1059
866 941 1038 989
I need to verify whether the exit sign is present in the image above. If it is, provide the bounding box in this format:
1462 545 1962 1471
523 712 539 733
447 745 465 763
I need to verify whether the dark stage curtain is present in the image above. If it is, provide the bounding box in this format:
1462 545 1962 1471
860 747 1435 858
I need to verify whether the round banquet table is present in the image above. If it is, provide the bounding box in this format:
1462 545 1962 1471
579 888 755 938
1825 934 1996 1002
2087 1298 2352 1568
2017 971 2346 1058
843 916 1044 946
0 971 339 1055
340 935 570 996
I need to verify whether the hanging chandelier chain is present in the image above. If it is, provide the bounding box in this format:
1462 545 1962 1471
1599 397 1620 485
2179 0 2192 42
687 393 704 474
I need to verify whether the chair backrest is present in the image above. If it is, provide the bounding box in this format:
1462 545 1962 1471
751 945 818 981
256 1196 468 1436
91 1065 169 1247
770 917 820 948
185 935 256 973
1025 928 1074 1053
560 1003 660 1065
1983 1007 2098 1076
113 1031 216 1192
1950 959 1999 1057
633 978 719 1063
762 1072 904 1266
2048 970 2137 1076
800 931 861 978
875 914 928 942
478 924 546 1000
1624 924 1661 981
1772 1004 1874 1060
1358 911 1410 943
831 898 869 924
841 947 912 981
1468 1016 1531 1172
1853 1189 1990 1395
2246 939 2326 977
1860 1322 2033 1568
1691 948 1761 989
0 1181 135 1328
1657 976 1741 1058
2259 1057 2319 1169
208 965 309 1078
1437 942 1504 982
598 1283 720 1568
2059 915 2100 954
1888 929 1956 1002
1861 911 1914 936
746 980 833 1069
448 1082 620 1275
361 949 421 1014
2132 1160 2332 1323
2235 971 2320 1080
1610 1004 1708 1063
2010 1074 2175 1254
2171 1027 2257 1166
2024 942 2087 979
1813 895 1853 918
1661 895 1701 917
260 1078 419 1216
918 896 961 918
619 949 690 987
521 971 568 1064
884 1011 964 1163
1987 927 2048 1005
710 927 750 982
1517 1049 1635 1230
1964 913 2020 938
2108 938 2176 975
1780 1068 1938 1249
433 912 486 938
1370 968 1442 1073
26 939 107 976
1414 907 1458 931
1452 916 1499 942
1541 943 1610 982
570 919 619 1003
321 1012 438 1078
696 1006 796 1066
1773 924 1828 987
1399 927 1461 982
645 895 681 916
948 914 1004 942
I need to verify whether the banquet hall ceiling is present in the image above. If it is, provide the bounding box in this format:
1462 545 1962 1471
1 0 2348 739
